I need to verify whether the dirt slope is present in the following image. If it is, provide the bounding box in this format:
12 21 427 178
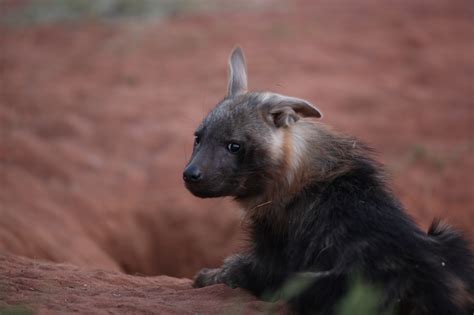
0 254 287 314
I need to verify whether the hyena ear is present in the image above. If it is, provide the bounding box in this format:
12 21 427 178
227 46 248 97
265 94 322 128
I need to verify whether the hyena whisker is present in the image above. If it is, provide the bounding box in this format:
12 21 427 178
248 200 272 211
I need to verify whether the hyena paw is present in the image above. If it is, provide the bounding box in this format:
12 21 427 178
193 268 222 288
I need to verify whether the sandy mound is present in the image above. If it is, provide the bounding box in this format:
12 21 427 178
0 253 287 314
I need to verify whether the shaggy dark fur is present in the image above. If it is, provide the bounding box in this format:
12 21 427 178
183 47 474 315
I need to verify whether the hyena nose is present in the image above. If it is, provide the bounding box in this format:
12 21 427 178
183 165 202 183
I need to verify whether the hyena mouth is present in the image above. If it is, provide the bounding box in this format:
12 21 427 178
184 181 230 198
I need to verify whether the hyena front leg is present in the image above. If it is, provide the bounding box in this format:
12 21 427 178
193 254 252 289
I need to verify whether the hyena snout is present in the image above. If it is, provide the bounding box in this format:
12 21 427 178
183 164 202 183
183 152 237 198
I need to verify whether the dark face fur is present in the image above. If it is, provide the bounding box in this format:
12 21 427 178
184 95 274 199
183 47 322 201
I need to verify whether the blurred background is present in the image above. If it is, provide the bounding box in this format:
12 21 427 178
0 0 473 278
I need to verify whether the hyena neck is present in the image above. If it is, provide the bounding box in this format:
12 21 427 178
238 121 377 223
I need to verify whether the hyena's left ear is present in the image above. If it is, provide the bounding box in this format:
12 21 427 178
264 94 323 128
227 46 248 97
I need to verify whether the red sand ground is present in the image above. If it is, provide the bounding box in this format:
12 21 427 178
1 0 473 313
0 253 288 314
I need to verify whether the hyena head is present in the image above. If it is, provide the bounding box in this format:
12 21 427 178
183 47 322 202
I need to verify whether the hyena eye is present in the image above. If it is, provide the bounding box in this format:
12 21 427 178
194 135 201 145
227 142 240 153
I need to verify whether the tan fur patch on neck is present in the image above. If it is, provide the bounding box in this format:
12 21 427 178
281 128 293 183
238 127 303 212
281 124 312 196
259 125 310 207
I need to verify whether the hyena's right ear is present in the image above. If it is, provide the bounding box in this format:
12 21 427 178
227 46 248 97
262 94 323 128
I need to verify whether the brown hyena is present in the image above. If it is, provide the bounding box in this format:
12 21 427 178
183 47 474 315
